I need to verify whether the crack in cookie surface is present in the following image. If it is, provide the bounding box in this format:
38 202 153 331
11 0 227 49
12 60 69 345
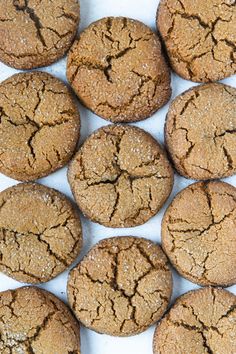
0 183 82 283
157 0 236 82
68 125 173 228
0 0 80 69
0 71 80 181
67 236 172 336
67 17 171 122
153 287 236 354
165 83 236 180
0 287 81 354
162 181 236 286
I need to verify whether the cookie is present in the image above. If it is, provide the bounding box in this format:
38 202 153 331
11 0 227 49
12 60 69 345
162 181 236 287
67 17 171 123
68 125 174 228
0 0 80 69
153 287 236 354
157 0 236 82
165 83 236 180
0 286 81 353
0 71 80 181
0 182 82 283
67 236 172 336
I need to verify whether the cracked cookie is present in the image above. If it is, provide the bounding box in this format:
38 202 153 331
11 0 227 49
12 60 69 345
67 17 171 123
0 182 82 283
0 71 80 181
157 0 236 82
165 83 236 180
68 125 174 228
0 286 81 353
67 236 172 336
162 181 236 287
0 0 80 69
153 287 236 354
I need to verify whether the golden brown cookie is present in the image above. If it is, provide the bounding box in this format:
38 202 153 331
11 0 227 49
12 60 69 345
157 0 236 82
162 181 236 287
0 183 82 284
165 83 236 180
0 0 80 69
68 125 174 228
0 286 81 354
67 17 171 123
153 287 236 354
67 236 172 336
0 71 80 181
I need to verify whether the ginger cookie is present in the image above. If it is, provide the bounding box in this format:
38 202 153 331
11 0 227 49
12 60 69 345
162 181 236 287
0 183 82 284
68 125 174 228
153 287 236 354
0 286 81 353
157 0 236 82
0 71 80 181
0 0 80 69
67 17 171 123
165 83 236 180
67 236 172 336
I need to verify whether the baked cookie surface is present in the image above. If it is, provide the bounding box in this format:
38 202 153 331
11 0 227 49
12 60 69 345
0 0 80 69
165 83 236 180
0 286 81 354
157 0 236 82
68 236 172 336
162 181 236 286
68 125 174 228
0 183 82 283
0 71 80 181
153 287 236 354
67 17 171 122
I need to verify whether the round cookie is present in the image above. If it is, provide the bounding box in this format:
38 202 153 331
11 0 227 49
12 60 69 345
67 236 172 336
157 0 236 82
0 0 80 69
0 286 81 353
165 83 236 180
68 125 174 228
0 71 80 181
162 181 236 287
153 287 236 354
67 17 171 123
0 182 82 283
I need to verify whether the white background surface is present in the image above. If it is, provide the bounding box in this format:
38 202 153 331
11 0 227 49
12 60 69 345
0 1 235 353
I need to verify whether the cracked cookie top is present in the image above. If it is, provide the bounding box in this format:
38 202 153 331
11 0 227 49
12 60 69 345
0 286 81 353
0 0 80 69
165 83 236 180
162 181 236 286
68 125 174 228
67 236 172 336
67 17 171 123
153 287 236 354
157 0 236 82
0 183 82 283
0 71 80 181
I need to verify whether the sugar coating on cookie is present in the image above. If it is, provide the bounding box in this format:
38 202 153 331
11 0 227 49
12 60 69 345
67 17 171 123
162 181 236 286
0 183 82 283
0 286 81 353
165 83 236 180
157 0 236 82
153 287 236 354
68 236 172 336
68 125 174 228
0 0 80 69
0 71 80 181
